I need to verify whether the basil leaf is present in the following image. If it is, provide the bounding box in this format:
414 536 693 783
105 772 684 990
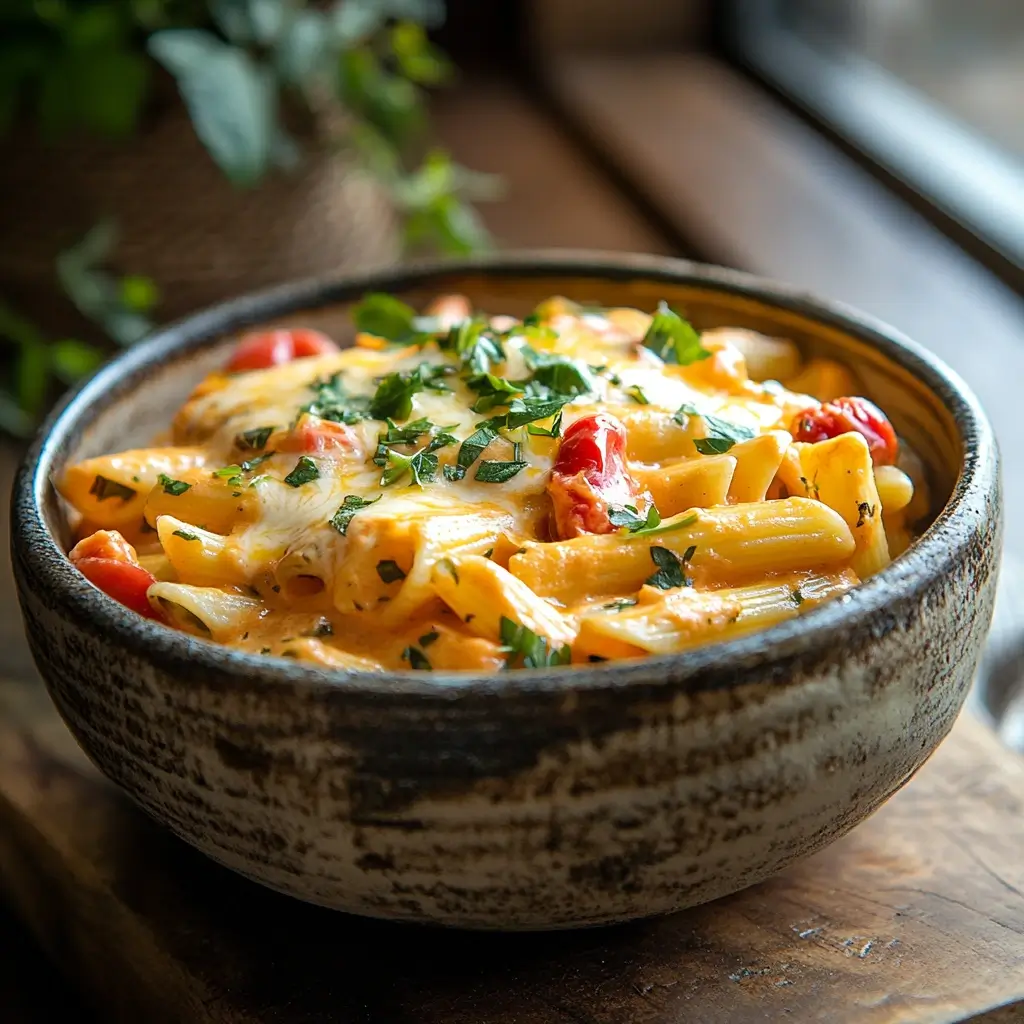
675 402 756 454
283 456 319 488
369 363 452 421
442 318 505 374
304 373 371 425
642 302 710 365
645 545 695 590
466 372 522 412
521 345 596 397
353 293 439 343
157 473 191 496
456 423 498 472
525 409 563 438
475 460 528 483
501 394 573 429
235 425 275 451
376 559 407 583
498 615 571 668
608 504 661 533
88 475 136 502
418 629 440 647
329 494 380 535
172 529 199 541
624 384 650 405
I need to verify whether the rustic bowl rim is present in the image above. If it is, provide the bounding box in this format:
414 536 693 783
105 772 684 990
11 250 998 698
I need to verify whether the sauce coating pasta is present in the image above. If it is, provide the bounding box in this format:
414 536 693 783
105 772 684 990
59 295 926 671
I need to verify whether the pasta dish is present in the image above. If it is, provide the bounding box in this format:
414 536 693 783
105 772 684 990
58 294 927 672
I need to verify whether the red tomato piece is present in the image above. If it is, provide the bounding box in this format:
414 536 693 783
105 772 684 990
75 557 163 620
548 412 650 537
791 396 898 466
69 529 138 565
279 416 357 456
225 329 339 372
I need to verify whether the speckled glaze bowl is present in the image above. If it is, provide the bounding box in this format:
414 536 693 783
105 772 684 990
11 253 1001 930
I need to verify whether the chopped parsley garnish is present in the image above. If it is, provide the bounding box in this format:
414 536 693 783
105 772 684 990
494 394 574 430
214 452 276 487
283 456 319 488
304 373 371 425
329 494 380 535
419 629 440 647
402 645 432 670
453 423 498 478
172 529 199 542
642 301 711 365
378 416 454 446
673 403 756 454
645 545 696 590
603 597 639 611
302 617 334 637
369 363 453 421
521 345 596 397
88 475 136 502
466 372 522 413
437 557 459 584
376 431 458 487
526 409 563 438
608 503 661 533
624 384 650 405
499 616 572 669
234 426 274 451
353 292 440 343
475 459 528 483
157 473 191 496
376 559 407 584
441 318 505 374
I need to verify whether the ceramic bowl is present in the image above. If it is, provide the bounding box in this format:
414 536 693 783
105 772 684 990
11 253 1001 930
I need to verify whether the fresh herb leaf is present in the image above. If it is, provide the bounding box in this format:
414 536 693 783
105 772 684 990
441 318 505 374
369 362 452 421
456 423 498 474
624 383 650 405
284 456 319 488
353 293 439 343
642 302 711 365
674 402 756 454
172 529 199 542
792 587 804 606
88 475 136 502
645 545 695 590
437 558 460 584
475 460 528 483
498 616 571 669
526 409 563 438
628 512 698 538
419 629 440 647
377 431 457 486
466 372 522 412
304 373 372 425
521 345 596 397
329 494 381 535
235 425 274 451
500 394 574 430
608 504 662 533
603 597 639 611
402 645 432 670
380 416 433 445
376 559 407 584
157 473 191 496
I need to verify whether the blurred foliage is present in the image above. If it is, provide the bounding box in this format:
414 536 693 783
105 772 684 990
0 0 500 437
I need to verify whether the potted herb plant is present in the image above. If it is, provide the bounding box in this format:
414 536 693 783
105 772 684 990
0 0 496 437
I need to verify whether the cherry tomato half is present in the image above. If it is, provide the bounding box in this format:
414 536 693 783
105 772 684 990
225 329 339 373
75 557 163 620
554 412 629 486
279 416 357 455
69 529 138 565
791 396 898 466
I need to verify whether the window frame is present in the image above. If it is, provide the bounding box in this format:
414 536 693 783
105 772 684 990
721 0 1024 291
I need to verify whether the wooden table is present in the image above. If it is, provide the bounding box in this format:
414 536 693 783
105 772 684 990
2 76 1023 1023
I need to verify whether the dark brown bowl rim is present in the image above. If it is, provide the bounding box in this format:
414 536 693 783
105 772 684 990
11 251 999 698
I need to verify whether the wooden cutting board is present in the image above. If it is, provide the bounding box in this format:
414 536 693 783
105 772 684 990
1 670 1023 1024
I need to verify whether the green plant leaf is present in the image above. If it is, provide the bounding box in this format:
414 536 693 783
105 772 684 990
78 49 149 137
119 275 159 313
149 29 276 186
390 22 451 85
211 0 284 45
339 46 423 147
275 8 330 85
50 339 104 384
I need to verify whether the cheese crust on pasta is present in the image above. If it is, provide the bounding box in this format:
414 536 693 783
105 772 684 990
59 295 925 672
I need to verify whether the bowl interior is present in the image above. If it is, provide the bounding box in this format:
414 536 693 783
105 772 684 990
45 267 961 556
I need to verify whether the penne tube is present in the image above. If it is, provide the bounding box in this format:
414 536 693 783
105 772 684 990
727 431 790 504
155 515 246 587
144 471 260 534
136 551 178 583
509 498 856 602
797 433 890 579
575 568 858 660
273 638 383 671
431 555 575 647
620 410 696 463
631 455 736 517
147 583 261 640
58 447 207 529
783 357 858 402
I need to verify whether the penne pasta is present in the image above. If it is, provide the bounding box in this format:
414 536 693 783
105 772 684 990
61 295 924 669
